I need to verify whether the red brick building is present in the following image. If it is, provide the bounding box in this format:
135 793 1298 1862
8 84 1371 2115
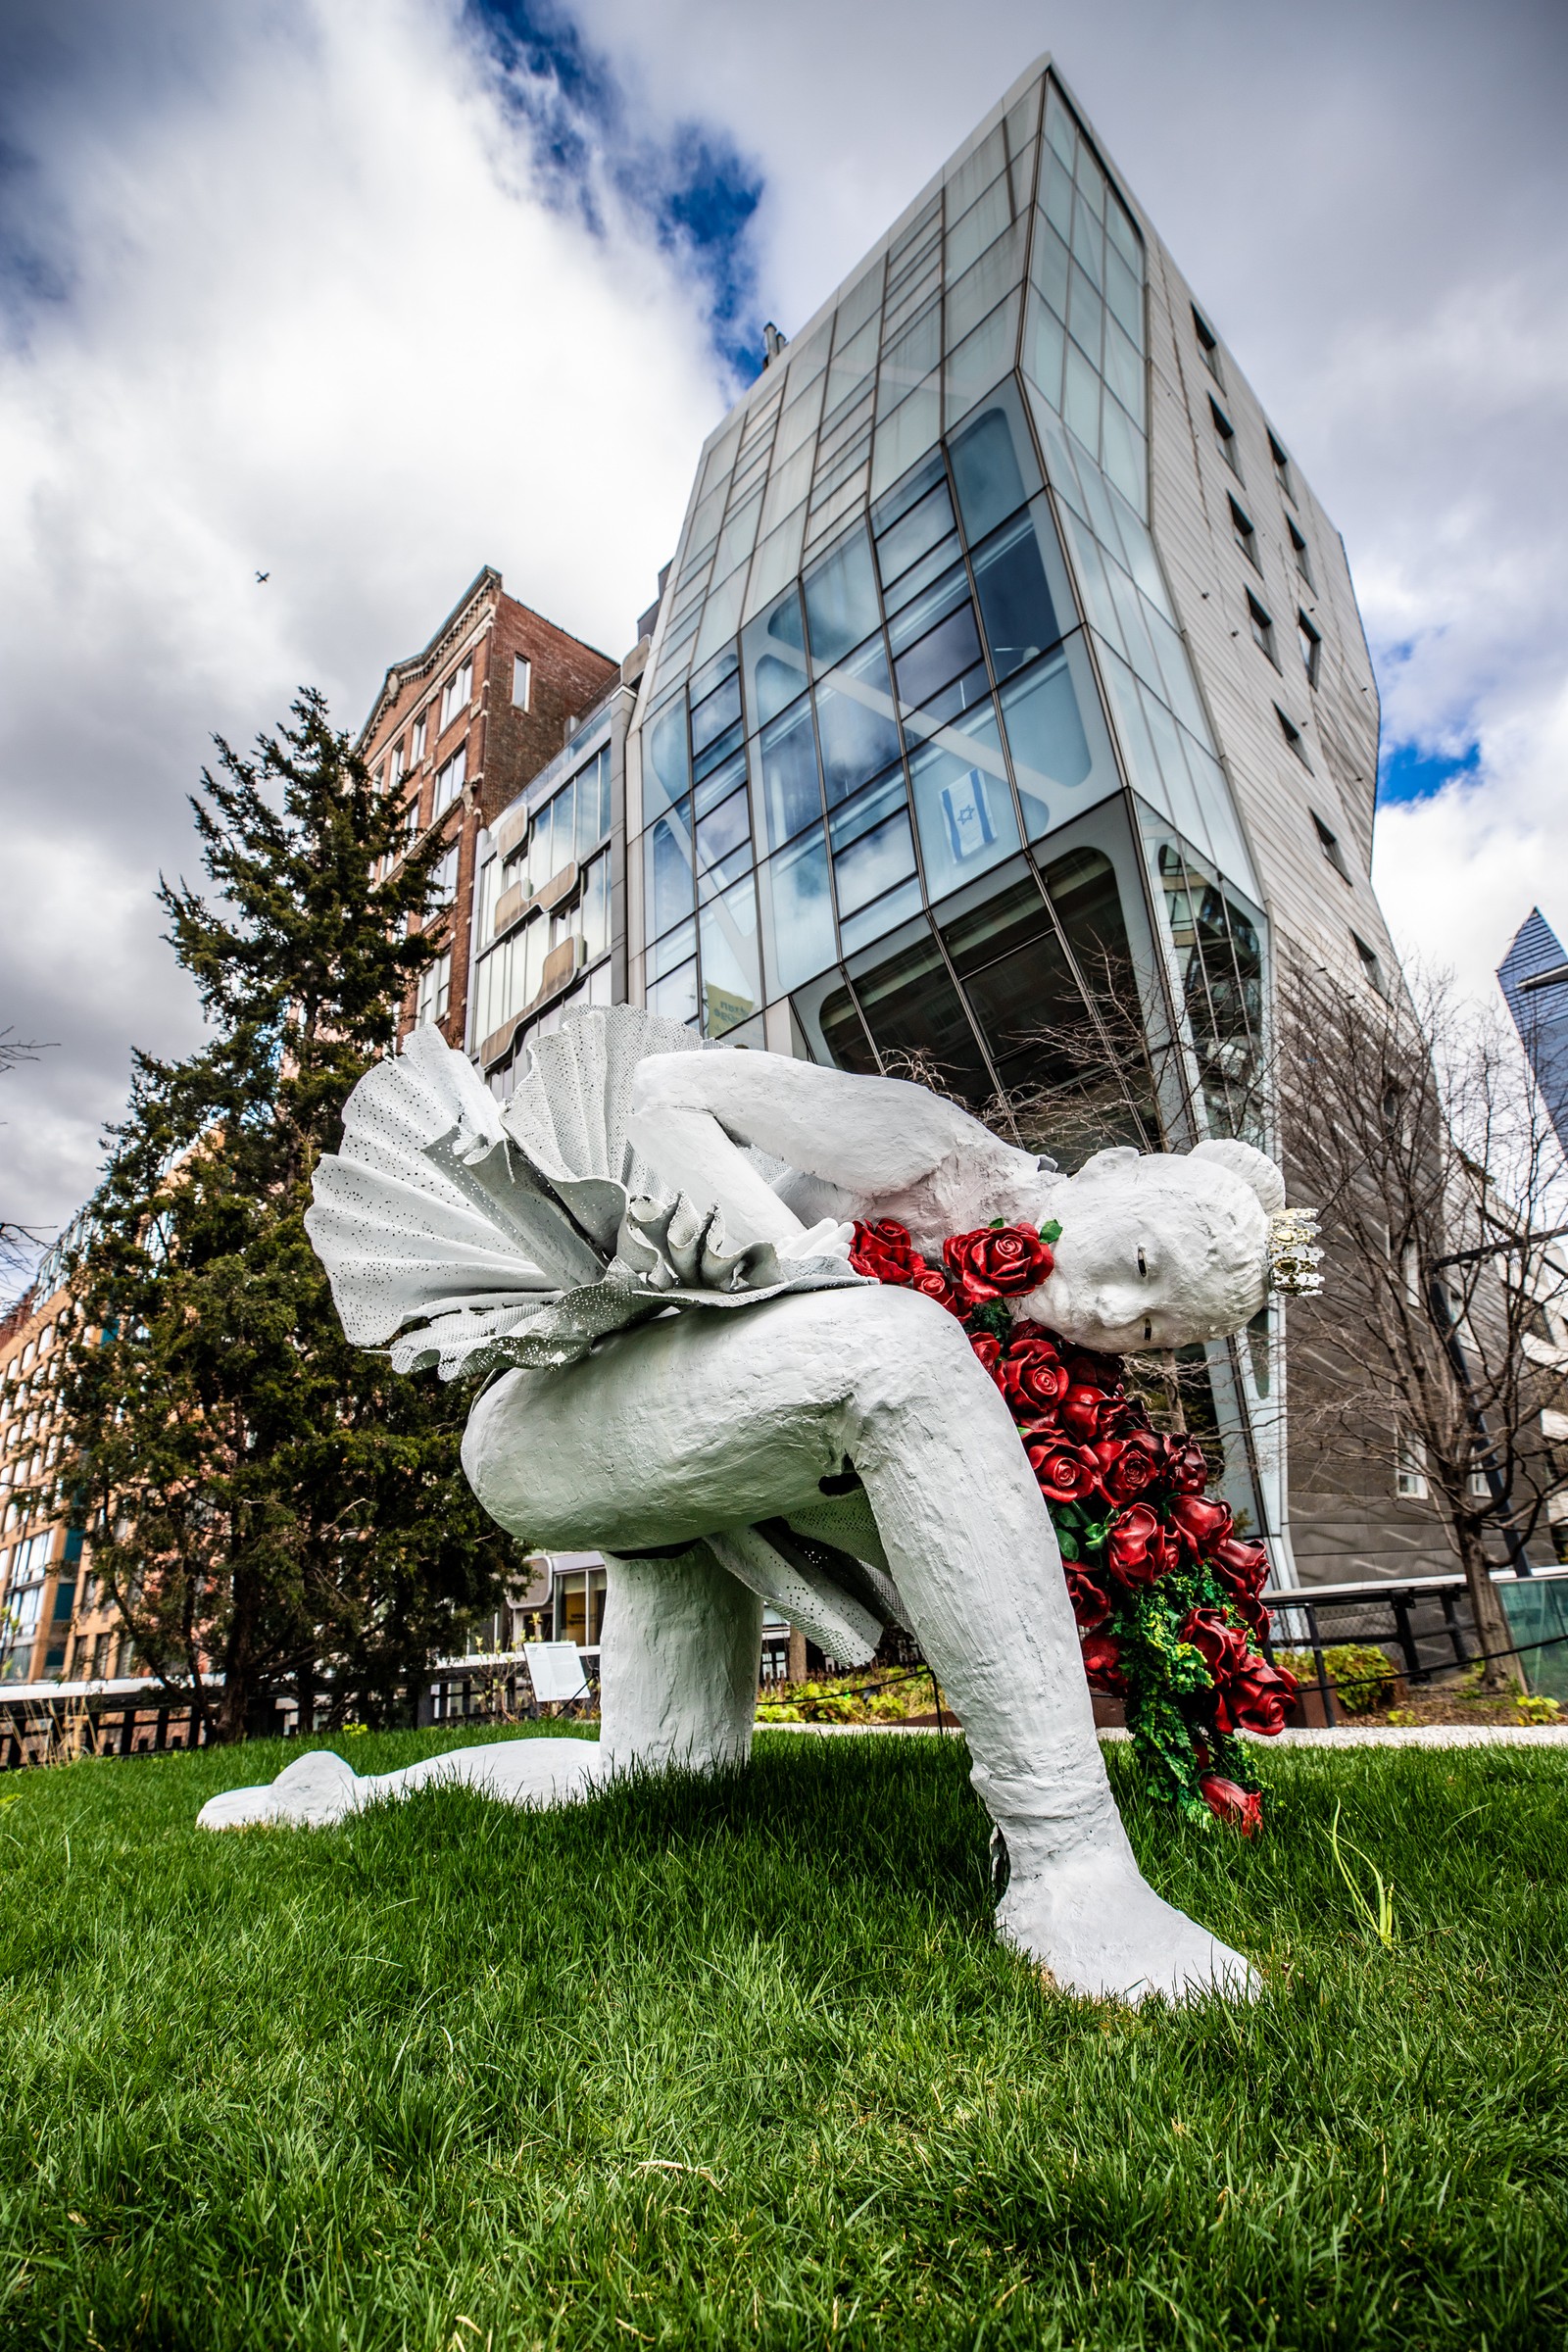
358 569 619 1052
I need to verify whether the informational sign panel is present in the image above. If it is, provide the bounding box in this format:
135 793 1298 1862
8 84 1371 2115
522 1642 590 1704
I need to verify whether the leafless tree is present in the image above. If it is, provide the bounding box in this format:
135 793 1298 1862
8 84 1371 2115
1277 956 1568 1690
0 1028 55 1293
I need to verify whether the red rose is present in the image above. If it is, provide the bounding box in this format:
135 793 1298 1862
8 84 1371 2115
849 1222 915 1284
1079 1631 1127 1694
968 1333 1004 1382
1000 1332 1068 1417
1059 1384 1108 1444
942 1224 1055 1305
1211 1535 1269 1592
1093 1430 1166 1505
911 1263 963 1316
1215 1656 1298 1740
1064 1348 1122 1391
1165 1438 1210 1494
1199 1776 1262 1835
1104 1501 1170 1588
1028 1442 1102 1502
1099 1395 1155 1440
1179 1606 1250 1683
1063 1563 1111 1631
1170 1494 1234 1559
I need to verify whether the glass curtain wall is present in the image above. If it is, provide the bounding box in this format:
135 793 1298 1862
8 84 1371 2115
471 743 614 1075
630 65 1265 1155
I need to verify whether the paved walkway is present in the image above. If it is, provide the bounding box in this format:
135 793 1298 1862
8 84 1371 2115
756 1720 1568 1749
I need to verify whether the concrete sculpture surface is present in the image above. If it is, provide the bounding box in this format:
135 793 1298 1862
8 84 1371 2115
201 1008 1293 2004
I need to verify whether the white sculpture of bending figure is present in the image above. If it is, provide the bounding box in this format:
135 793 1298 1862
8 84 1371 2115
202 1010 1291 2006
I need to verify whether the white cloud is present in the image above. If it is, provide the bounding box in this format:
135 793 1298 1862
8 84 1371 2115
0 0 731 1240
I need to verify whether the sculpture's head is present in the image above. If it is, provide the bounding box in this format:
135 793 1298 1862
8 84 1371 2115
1014 1139 1294 1353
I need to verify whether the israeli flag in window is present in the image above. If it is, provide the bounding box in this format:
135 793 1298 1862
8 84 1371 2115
940 767 998 863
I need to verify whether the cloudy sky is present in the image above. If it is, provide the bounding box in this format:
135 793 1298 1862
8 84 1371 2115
2 0 1565 1256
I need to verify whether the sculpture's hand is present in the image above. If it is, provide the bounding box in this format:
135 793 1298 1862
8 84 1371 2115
775 1217 856 1267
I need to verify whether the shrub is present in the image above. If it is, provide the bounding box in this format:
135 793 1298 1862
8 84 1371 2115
1275 1642 1400 1715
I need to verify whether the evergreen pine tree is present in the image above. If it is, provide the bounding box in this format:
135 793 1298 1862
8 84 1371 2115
41 693 518 1740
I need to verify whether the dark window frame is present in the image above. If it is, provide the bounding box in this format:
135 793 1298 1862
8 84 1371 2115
1247 589 1279 667
1311 810 1351 884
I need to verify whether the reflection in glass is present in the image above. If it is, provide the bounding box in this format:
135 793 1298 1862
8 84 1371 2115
972 508 1066 681
830 776 917 916
645 806 695 939
814 639 901 806
948 388 1039 542
759 826 836 998
886 557 970 656
741 583 809 731
699 876 762 1037
944 293 1020 426
648 957 699 1027
648 916 695 981
1000 644 1093 838
803 526 880 667
845 928 994 1105
758 700 822 850
908 704 1018 903
874 471 956 587
894 600 984 712
694 784 753 891
645 695 690 816
839 878 925 957
692 743 746 821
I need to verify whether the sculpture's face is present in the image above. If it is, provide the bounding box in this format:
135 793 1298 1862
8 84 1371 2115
1013 1152 1270 1353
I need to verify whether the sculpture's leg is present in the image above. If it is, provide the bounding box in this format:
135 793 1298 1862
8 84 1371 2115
598 1544 762 1778
463 1288 1254 2005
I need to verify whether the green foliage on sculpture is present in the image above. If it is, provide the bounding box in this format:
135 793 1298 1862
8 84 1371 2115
849 1216 1297 1827
30 694 518 1740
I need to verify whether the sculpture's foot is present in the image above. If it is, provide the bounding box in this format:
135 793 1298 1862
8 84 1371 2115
196 1738 603 1832
994 1838 1257 2006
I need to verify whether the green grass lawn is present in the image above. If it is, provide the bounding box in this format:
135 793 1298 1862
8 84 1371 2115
0 1728 1564 2352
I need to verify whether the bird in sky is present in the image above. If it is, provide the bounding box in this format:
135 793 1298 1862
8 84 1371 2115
255 569 270 583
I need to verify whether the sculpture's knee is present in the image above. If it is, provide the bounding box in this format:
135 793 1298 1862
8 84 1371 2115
829 1286 1000 1454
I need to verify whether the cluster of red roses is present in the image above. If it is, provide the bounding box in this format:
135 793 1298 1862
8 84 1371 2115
848 1216 1297 1829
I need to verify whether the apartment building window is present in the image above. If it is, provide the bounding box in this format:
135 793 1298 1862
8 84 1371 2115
1268 428 1295 501
412 715 427 761
513 655 532 711
1275 705 1311 767
1288 517 1314 586
1312 810 1351 882
1353 931 1391 999
431 840 460 905
416 951 452 1028
439 659 473 736
1396 1436 1429 1499
1247 591 1279 665
1210 398 1241 474
389 742 405 789
1192 306 1223 382
404 794 422 842
1229 496 1260 569
433 745 466 815
1298 610 1322 686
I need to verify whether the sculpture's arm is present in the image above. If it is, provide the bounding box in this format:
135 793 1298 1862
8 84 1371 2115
629 1050 1034 1201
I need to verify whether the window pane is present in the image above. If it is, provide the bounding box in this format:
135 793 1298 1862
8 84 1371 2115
907 703 1019 903
645 805 695 938
1063 340 1100 447
886 556 970 654
758 700 823 849
692 742 747 820
999 642 1096 837
648 957 699 1027
848 927 994 1104
971 506 1068 681
649 914 695 981
816 980 881 1075
691 662 742 762
1024 296 1064 409
874 475 956 588
1031 217 1071 319
803 526 880 667
940 873 1081 1075
814 638 902 807
694 784 753 890
645 695 690 815
948 389 1039 543
840 878 925 958
944 292 1020 426
741 584 809 730
759 826 836 997
581 852 611 964
894 600 984 711
832 800 917 919
946 220 1025 346
699 876 762 1036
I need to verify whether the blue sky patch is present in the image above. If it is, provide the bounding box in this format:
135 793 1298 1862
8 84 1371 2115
466 0 763 380
1376 737 1482 807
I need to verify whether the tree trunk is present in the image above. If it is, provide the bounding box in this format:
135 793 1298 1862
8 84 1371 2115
216 1558 263 1742
294 1649 318 1742
1454 1515 1525 1695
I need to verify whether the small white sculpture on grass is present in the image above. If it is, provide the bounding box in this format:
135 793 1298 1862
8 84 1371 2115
201 1008 1290 2004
